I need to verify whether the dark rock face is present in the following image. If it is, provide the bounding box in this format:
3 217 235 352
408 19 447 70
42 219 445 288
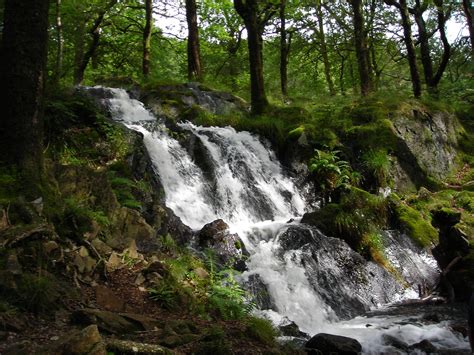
391 110 458 191
197 219 247 269
305 333 362 355
276 225 402 319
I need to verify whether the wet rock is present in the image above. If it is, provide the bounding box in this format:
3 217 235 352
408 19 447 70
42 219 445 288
39 325 106 355
305 333 362 355
279 321 309 338
244 274 275 310
382 334 409 351
197 219 247 268
144 261 169 278
409 339 437 353
95 285 125 312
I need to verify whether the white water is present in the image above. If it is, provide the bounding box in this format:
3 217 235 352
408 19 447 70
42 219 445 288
97 87 470 354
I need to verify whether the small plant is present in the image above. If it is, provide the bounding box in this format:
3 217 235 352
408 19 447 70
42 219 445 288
149 278 180 310
308 148 354 205
362 149 391 187
16 273 60 314
245 316 279 346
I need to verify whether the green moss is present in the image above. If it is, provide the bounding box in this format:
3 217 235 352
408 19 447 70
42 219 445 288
391 198 438 247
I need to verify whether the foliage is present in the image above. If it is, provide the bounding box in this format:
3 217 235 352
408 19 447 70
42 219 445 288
308 148 356 205
245 316 279 346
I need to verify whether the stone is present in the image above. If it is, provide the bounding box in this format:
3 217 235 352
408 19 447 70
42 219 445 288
39 325 106 355
95 285 125 312
144 261 169 277
91 239 112 256
71 309 140 335
197 219 247 268
305 333 362 355
6 252 22 275
44 240 59 254
135 273 146 285
106 252 122 272
382 334 409 351
106 339 172 354
194 267 209 279
279 321 308 338
79 246 89 257
409 339 437 353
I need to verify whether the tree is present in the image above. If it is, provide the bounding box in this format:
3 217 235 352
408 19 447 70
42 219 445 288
0 0 50 182
234 0 277 114
279 0 291 99
143 0 153 77
53 0 64 86
315 2 336 96
462 0 474 52
74 0 118 85
411 0 451 94
347 0 373 96
186 0 203 81
384 0 422 98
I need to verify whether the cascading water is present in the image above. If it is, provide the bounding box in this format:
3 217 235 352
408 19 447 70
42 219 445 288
92 87 470 354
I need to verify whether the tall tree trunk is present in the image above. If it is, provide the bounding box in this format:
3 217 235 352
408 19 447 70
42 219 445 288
279 0 289 99
0 0 50 183
234 0 272 115
53 0 64 86
348 0 372 96
74 0 117 85
143 0 153 77
186 0 203 81
462 0 474 52
316 4 335 96
399 0 422 97
413 6 434 92
431 0 451 89
74 21 86 85
413 0 450 94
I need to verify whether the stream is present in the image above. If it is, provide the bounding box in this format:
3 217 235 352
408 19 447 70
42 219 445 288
90 86 471 354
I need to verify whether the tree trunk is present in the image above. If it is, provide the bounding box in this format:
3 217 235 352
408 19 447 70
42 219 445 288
279 0 289 99
462 0 474 52
186 0 203 81
0 0 50 183
431 0 451 89
234 0 271 115
348 0 372 96
316 4 335 96
399 0 422 97
74 0 117 85
143 0 153 77
53 0 64 86
414 8 434 91
74 21 86 85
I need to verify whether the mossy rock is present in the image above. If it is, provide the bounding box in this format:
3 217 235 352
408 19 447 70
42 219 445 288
390 198 438 247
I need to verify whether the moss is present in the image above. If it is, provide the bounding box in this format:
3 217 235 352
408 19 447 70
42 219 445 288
391 198 438 247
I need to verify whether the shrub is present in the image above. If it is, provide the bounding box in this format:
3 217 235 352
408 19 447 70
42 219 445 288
245 316 279 346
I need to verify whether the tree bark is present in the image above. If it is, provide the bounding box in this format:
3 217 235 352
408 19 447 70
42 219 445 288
143 0 153 77
385 0 422 97
316 4 335 96
348 0 372 96
53 0 64 86
413 0 450 94
462 0 474 52
0 0 50 182
279 0 289 99
74 0 117 85
186 0 203 81
234 0 275 114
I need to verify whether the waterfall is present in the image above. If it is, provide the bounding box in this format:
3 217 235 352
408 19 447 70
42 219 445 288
92 87 470 354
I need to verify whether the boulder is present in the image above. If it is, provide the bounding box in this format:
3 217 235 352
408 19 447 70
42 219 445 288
106 339 172 354
409 339 437 353
39 325 106 355
197 219 247 269
305 333 362 355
